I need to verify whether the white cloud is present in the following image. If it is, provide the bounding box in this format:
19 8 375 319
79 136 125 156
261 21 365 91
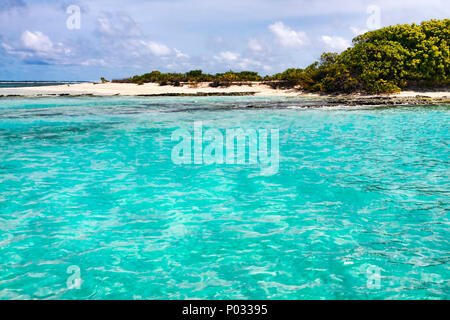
143 41 171 56
174 48 189 59
320 35 351 52
1 41 31 60
126 39 171 57
2 43 16 54
2 30 72 64
212 51 266 71
97 16 115 36
215 51 240 62
248 38 263 52
238 57 261 69
96 13 142 37
350 26 368 36
268 22 309 48
81 59 106 67
118 13 141 37
21 31 54 53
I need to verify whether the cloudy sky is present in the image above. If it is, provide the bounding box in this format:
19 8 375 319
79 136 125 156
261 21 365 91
0 0 448 80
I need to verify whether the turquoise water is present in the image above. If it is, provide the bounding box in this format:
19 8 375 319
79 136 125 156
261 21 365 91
0 96 449 300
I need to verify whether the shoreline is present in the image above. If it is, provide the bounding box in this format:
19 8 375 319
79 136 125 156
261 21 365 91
0 82 449 106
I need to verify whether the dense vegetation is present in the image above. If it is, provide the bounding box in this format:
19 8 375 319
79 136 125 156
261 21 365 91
287 19 450 93
112 70 262 87
111 19 449 94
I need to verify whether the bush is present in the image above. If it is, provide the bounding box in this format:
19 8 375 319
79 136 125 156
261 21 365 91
365 80 401 94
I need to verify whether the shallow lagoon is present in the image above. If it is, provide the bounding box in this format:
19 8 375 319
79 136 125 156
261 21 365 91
0 96 448 299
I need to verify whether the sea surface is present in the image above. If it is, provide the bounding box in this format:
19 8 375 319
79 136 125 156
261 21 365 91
0 81 83 88
0 96 448 299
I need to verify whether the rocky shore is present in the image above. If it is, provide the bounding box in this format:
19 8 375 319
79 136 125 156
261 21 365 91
325 95 450 106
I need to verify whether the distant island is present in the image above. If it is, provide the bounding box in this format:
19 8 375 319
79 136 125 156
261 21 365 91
2 19 448 105
111 19 449 94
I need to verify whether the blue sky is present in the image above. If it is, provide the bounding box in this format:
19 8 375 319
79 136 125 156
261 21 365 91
0 0 448 80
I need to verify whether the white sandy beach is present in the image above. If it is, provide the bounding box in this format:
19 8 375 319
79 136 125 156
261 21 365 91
0 82 449 98
0 82 302 97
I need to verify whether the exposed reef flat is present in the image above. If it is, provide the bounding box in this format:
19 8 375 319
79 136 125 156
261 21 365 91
325 95 450 106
